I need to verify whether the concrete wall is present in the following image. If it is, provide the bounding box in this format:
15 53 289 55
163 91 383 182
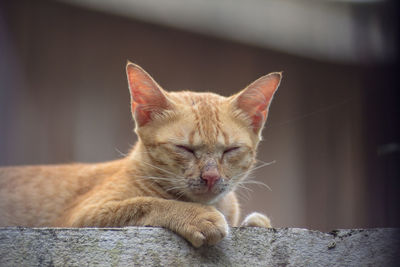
1 227 399 266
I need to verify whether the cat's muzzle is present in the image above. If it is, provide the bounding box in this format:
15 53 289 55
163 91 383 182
188 177 226 196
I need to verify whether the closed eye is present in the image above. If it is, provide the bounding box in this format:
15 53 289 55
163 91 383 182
223 147 240 155
175 145 195 155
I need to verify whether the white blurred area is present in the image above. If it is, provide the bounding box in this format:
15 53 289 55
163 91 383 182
58 0 396 63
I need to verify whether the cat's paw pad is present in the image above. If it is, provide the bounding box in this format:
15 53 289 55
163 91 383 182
183 209 229 247
241 212 272 228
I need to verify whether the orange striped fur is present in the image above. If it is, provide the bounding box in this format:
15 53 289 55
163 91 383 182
0 62 281 247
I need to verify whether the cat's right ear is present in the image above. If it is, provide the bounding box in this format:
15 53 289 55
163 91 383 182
126 62 172 127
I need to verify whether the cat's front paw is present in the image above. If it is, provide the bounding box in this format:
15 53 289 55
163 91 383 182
241 212 272 228
180 206 229 248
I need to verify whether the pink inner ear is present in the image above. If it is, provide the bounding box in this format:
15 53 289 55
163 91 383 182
237 93 268 132
251 109 268 132
126 63 169 126
236 73 281 133
132 104 152 126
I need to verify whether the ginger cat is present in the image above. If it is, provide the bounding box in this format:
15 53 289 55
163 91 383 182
0 62 281 247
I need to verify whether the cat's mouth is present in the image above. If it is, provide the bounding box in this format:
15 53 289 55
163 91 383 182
186 177 228 203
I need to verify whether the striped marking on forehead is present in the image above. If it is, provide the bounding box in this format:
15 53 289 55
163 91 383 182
188 94 230 147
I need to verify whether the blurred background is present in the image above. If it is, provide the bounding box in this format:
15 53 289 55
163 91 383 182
0 0 398 231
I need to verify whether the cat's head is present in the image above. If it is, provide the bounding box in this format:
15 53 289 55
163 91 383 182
126 62 281 204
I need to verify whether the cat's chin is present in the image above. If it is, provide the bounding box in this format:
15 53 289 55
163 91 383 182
188 191 226 204
185 178 228 204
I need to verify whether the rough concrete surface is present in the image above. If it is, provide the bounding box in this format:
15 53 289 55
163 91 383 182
0 227 399 266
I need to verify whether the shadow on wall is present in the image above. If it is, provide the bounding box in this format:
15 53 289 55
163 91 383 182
0 0 399 231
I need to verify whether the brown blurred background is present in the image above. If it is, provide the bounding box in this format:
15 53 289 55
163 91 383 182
0 0 399 231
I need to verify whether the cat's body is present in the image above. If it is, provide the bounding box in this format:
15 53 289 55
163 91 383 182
0 158 239 227
0 62 281 247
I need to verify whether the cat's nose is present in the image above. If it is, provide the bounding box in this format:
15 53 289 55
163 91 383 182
201 158 221 190
201 169 221 190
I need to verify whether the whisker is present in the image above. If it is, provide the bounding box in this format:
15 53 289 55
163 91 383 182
232 160 276 180
234 186 251 202
175 189 187 201
256 158 275 165
132 159 184 179
115 148 128 157
248 160 276 173
132 177 159 189
134 151 152 154
236 183 254 193
272 98 352 127
135 175 177 181
167 137 185 143
165 185 187 192
239 180 272 191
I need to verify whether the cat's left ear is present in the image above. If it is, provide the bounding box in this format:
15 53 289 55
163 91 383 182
231 72 282 134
